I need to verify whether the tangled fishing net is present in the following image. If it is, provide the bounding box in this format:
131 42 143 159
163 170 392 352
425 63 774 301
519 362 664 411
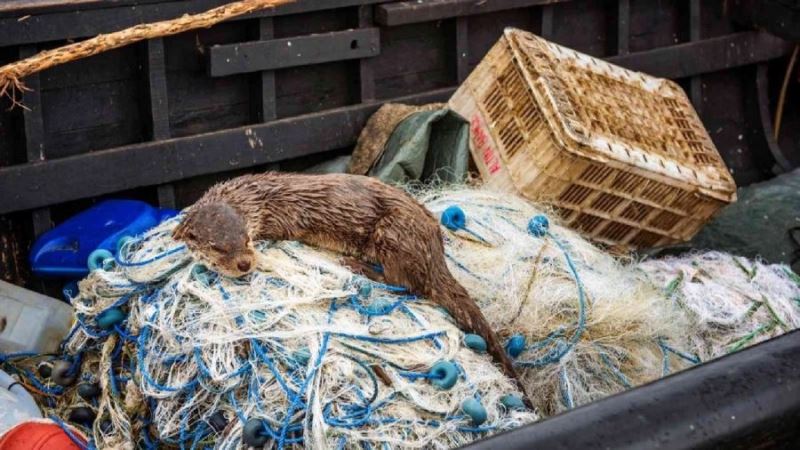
420 188 694 416
2 186 799 449
639 252 800 360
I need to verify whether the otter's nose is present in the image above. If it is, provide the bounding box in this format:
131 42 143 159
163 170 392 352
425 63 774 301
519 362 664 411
237 260 252 273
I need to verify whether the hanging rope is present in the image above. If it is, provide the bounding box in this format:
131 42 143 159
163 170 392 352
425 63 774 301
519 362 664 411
0 0 294 108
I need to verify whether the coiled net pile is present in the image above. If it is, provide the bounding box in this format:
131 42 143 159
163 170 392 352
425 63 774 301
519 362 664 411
420 188 693 416
2 187 799 449
7 204 537 449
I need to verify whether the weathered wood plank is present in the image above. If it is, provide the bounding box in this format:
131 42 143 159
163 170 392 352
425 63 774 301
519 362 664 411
455 17 469 82
252 17 277 122
0 0 163 16
145 38 171 140
616 0 630 55
0 88 455 214
358 5 376 102
376 0 570 26
607 31 792 80
209 28 380 77
688 0 702 111
0 0 387 43
540 4 554 39
19 45 52 237
144 37 176 209
274 61 356 119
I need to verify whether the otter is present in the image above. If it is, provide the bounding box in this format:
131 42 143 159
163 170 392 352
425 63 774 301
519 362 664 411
173 172 529 404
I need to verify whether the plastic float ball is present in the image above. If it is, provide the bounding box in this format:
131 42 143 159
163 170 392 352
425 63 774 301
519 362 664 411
99 420 113 434
500 394 526 411
428 361 459 390
366 298 392 315
96 308 126 330
440 205 466 231
87 249 114 272
358 281 373 298
505 334 526 358
206 411 228 433
51 360 78 387
68 407 96 427
77 382 100 400
115 235 134 254
464 334 487 353
527 214 550 238
461 397 488 426
242 418 270 447
37 362 52 379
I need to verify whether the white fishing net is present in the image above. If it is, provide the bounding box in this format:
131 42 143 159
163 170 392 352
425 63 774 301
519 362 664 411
3 186 798 450
62 212 536 449
639 251 800 360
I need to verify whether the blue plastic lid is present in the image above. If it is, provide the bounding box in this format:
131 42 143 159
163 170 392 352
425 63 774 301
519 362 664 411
30 199 177 278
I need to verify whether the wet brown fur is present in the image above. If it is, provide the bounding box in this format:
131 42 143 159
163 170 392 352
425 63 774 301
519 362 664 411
173 172 529 404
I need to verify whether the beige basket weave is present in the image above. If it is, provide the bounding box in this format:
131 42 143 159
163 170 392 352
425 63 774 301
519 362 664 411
449 28 736 249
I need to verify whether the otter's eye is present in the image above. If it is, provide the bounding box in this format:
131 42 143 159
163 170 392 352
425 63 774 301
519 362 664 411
187 231 197 240
210 243 227 254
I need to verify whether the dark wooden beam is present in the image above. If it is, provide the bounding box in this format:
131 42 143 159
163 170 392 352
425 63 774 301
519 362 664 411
688 0 703 112
607 31 792 80
358 5 376 102
19 45 52 237
455 16 470 82
251 17 277 122
540 4 555 39
208 28 381 77
0 88 455 214
145 38 171 141
376 0 570 26
615 0 630 55
144 37 176 209
0 0 388 44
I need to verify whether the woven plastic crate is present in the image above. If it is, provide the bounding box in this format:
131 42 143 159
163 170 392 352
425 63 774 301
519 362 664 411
449 28 737 249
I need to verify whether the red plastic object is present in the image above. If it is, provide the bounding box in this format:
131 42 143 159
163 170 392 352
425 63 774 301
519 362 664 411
0 421 86 450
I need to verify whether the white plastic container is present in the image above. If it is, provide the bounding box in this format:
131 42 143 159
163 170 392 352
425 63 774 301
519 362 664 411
0 280 73 354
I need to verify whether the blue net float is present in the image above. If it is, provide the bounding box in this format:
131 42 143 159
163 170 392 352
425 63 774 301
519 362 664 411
366 298 392 315
358 281 373 298
464 334 487 353
461 397 488 426
505 334 527 358
96 307 126 330
428 360 459 390
500 394 526 411
115 235 134 254
87 248 113 272
440 205 467 231
527 214 550 238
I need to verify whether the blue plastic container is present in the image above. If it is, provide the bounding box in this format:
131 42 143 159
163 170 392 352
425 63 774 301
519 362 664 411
30 200 178 278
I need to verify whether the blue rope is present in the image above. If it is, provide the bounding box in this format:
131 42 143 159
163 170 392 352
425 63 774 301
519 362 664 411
515 231 586 368
116 244 186 267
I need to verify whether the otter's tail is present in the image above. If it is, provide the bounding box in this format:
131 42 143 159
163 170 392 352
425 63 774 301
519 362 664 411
431 269 532 408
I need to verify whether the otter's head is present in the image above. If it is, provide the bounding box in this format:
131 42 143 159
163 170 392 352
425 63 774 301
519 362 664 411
172 202 257 278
